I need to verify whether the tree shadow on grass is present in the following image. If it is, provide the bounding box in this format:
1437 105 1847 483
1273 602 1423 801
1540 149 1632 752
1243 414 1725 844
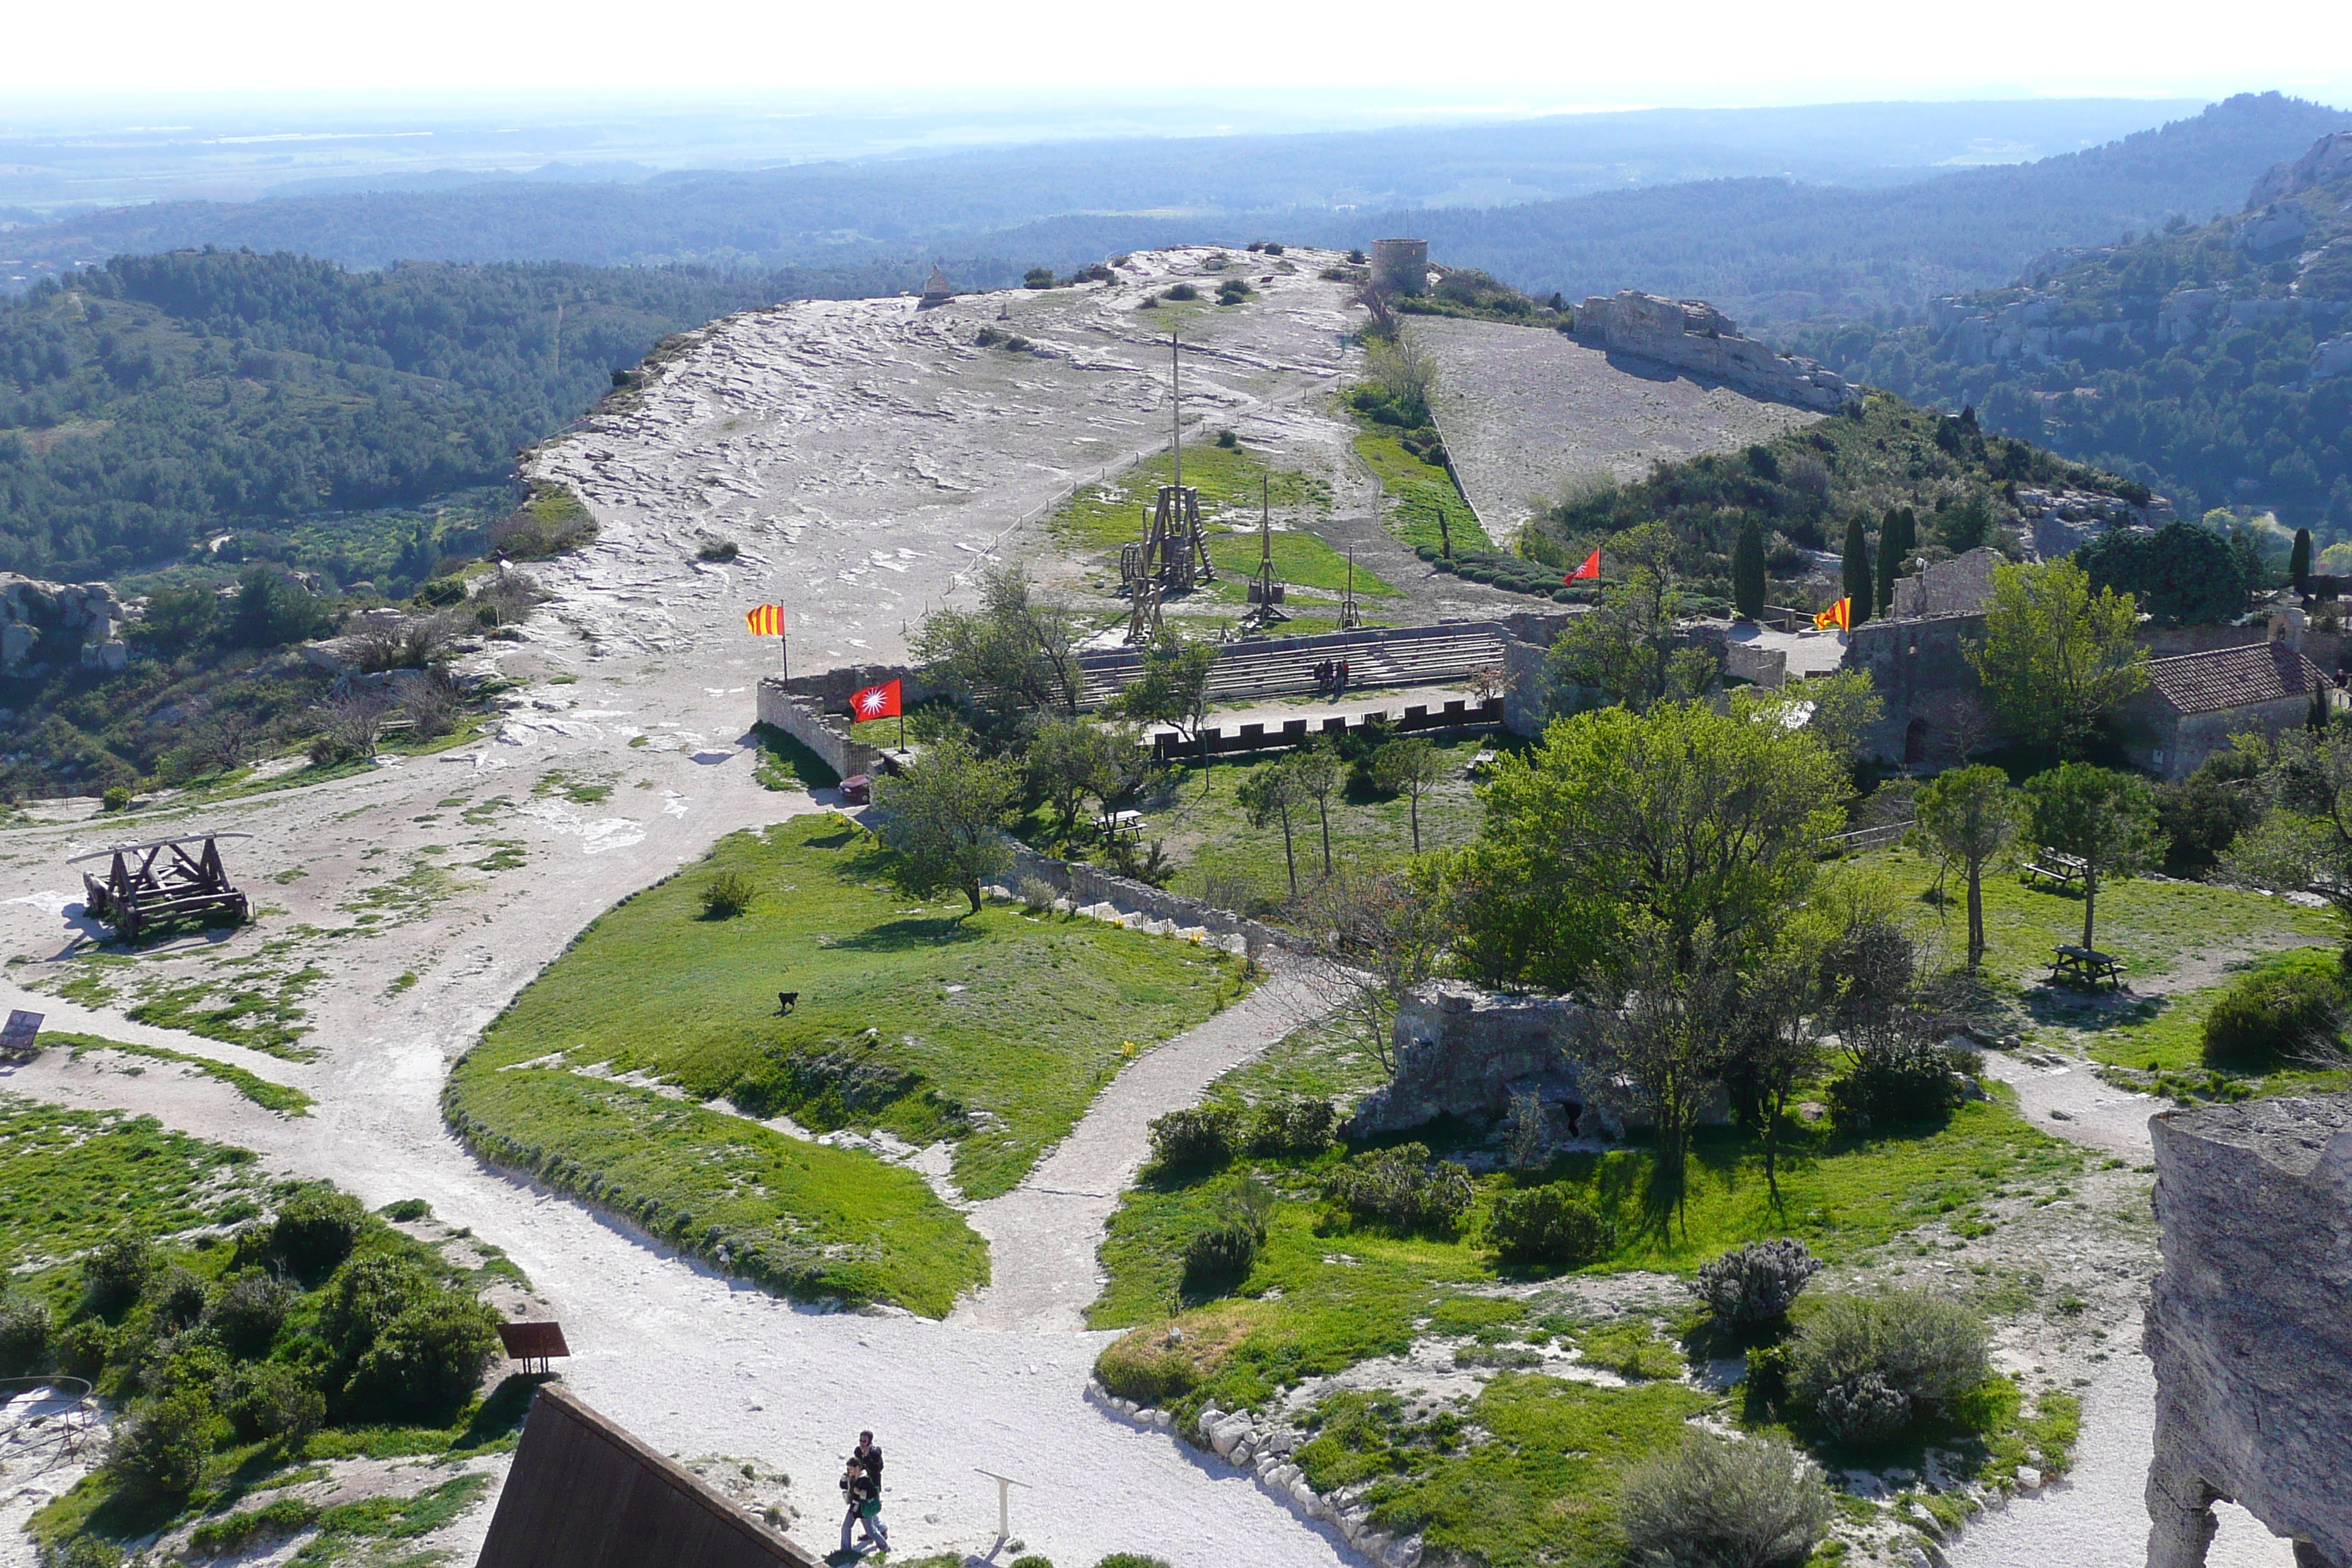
834 917 987 952
2023 986 2165 1033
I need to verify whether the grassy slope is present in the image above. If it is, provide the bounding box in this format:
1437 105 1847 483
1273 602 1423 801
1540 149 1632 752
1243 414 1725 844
1351 422 1494 557
448 815 1249 1314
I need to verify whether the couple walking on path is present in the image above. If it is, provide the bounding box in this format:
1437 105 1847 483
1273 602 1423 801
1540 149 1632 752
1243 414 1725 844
839 1431 889 1556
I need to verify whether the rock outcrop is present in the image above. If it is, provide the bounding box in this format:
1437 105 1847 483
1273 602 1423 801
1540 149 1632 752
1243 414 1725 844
1567 291 1857 412
1 574 128 679
2144 1096 2352 1568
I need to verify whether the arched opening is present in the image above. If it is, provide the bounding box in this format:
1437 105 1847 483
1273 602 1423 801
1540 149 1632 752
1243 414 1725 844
1904 717 1929 766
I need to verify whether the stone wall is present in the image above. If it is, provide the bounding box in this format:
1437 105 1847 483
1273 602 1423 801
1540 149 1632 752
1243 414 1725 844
2144 1096 2352 1568
753 681 894 781
1568 291 1857 413
1891 547 2004 619
1001 840 1304 957
1345 982 1726 1143
1839 612 1988 766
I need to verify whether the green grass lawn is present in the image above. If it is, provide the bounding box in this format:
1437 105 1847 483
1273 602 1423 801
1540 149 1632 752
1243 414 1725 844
1350 421 1493 556
1029 736 1496 913
1857 847 2337 984
447 815 1251 1314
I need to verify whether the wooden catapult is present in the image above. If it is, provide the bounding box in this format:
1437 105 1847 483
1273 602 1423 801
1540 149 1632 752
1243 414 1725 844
70 831 252 942
1123 333 1216 645
1240 474 1289 633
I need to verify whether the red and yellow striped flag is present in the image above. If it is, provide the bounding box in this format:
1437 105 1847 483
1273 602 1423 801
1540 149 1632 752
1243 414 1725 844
745 604 785 637
1813 597 1851 633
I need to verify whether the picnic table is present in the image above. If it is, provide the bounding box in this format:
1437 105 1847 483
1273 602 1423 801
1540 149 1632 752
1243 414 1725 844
1098 810 1146 842
2021 848 2089 890
2047 945 2125 990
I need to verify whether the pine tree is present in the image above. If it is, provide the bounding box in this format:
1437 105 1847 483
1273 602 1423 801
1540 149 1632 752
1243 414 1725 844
1733 518 1768 621
2291 527 2313 594
1842 515 1873 625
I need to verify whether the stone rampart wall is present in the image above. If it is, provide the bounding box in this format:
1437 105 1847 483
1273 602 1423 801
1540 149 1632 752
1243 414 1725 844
1001 840 1305 956
1569 291 1856 412
753 682 892 780
2144 1096 2352 1568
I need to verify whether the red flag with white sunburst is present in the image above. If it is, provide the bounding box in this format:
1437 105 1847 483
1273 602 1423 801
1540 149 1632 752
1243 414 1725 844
851 680 902 721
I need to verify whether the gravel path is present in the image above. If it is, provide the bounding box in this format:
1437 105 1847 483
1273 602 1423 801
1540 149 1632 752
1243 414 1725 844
954 963 1327 1333
1946 1056 2293 1568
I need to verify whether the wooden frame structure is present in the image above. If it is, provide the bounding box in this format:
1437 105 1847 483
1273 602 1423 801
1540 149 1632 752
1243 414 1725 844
69 832 252 942
496 1321 573 1375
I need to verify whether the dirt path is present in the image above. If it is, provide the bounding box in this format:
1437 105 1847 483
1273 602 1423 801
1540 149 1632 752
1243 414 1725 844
1945 1064 2293 1568
954 963 1326 1333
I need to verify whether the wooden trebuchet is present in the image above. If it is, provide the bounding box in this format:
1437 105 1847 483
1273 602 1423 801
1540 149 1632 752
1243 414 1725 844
69 831 253 942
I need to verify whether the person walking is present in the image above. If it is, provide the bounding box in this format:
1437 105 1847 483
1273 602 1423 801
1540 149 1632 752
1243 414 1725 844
837 1458 865 1556
848 1431 888 1553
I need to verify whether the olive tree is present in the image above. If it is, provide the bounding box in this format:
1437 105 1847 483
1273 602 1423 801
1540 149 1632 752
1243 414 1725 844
872 736 1022 916
2026 761 2157 952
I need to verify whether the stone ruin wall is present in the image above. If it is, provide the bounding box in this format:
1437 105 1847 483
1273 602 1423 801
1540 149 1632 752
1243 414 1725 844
2144 1096 2352 1568
1569 290 1857 413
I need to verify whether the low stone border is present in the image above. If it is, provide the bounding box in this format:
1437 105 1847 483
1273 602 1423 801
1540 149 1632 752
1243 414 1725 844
1084 1382 1423 1568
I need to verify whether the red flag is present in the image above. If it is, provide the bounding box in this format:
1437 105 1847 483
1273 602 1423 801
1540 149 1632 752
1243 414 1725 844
744 604 785 636
1814 597 1852 633
1567 549 1602 583
851 679 902 721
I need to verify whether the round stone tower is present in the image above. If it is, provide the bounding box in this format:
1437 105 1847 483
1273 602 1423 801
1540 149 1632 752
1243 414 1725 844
1370 238 1429 297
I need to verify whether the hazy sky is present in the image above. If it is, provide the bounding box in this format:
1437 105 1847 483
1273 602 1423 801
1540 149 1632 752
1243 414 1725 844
7 0 2348 101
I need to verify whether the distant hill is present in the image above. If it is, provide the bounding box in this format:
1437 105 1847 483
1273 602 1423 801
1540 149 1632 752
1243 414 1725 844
0 249 914 580
7 95 2340 328
1794 130 2352 529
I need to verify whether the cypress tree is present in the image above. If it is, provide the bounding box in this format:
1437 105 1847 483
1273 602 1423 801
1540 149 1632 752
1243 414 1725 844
1876 508 1902 614
1733 518 1768 621
1842 514 1873 625
2291 527 2313 594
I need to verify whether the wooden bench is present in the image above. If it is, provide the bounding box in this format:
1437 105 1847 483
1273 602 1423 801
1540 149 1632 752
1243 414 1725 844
2021 849 2089 891
2046 945 2125 990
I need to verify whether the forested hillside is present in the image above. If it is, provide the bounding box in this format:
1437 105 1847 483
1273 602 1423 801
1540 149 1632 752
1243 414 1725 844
1797 131 2352 528
0 251 884 580
7 96 2342 331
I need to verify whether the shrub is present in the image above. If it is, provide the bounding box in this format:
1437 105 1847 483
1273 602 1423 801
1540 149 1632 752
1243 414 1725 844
1181 1177 1273 1294
225 1362 326 1444
269 1186 368 1280
53 1317 112 1379
146 1264 209 1333
1010 1558 1055 1568
1147 1107 1238 1175
1094 1557 1175 1568
1690 1240 1823 1329
320 1254 429 1360
1787 1290 1991 1441
188 1496 323 1556
1024 266 1055 289
344 1291 502 1420
0 1294 51 1376
490 481 598 559
702 870 758 919
1618 1431 1831 1568
1242 1097 1334 1159
1828 1039 1967 1131
2202 960 2345 1068
102 785 132 813
82 1235 154 1319
1814 1371 1911 1444
1017 875 1060 913
1325 1143 1474 1236
1161 284 1198 302
1489 1184 1615 1266
109 1390 216 1496
380 1198 432 1222
205 1271 295 1358
696 536 739 562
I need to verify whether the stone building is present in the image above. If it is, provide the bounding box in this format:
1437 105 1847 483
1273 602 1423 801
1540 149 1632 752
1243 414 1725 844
1567 291 1857 412
1369 238 1429 297
917 266 953 308
2144 1096 2351 1568
1344 982 1726 1146
2120 624 2337 781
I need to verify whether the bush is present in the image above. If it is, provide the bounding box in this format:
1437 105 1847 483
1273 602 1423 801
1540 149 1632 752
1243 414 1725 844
320 1254 429 1360
53 1317 112 1380
225 1362 327 1444
1828 1039 1967 1131
1242 1098 1334 1159
1017 875 1060 913
1010 1558 1055 1568
1619 1431 1831 1568
344 1290 502 1420
1180 1177 1273 1294
1814 1371 1911 1444
1488 1184 1615 1267
146 1264 209 1333
1787 1290 1990 1441
1094 1557 1175 1568
1161 284 1198 302
2201 960 2345 1068
1690 1240 1823 1329
82 1235 154 1319
102 785 132 813
1023 266 1055 289
489 481 598 559
1324 1143 1474 1236
1147 1107 1238 1175
0 1294 51 1376
380 1198 432 1222
270 1186 368 1281
205 1271 295 1358
109 1390 215 1496
702 870 758 919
